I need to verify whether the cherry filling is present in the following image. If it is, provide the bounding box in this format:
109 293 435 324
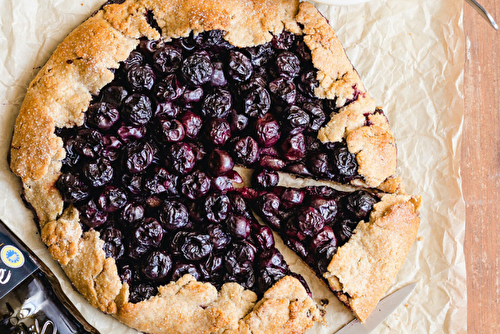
53 29 381 302
250 186 380 276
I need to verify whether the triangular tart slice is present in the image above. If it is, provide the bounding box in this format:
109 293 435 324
249 185 421 321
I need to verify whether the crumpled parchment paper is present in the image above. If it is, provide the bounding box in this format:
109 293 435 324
0 0 466 333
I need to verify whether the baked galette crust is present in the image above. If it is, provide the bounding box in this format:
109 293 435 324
9 0 418 332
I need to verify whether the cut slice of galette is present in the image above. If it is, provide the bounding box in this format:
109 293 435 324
249 185 421 321
9 0 420 333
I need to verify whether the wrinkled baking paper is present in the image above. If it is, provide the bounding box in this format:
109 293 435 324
0 0 466 333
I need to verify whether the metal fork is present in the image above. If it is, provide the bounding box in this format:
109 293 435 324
466 0 498 30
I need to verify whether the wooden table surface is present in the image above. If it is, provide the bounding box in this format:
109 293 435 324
463 0 500 332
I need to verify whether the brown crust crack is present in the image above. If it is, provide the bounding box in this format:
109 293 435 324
9 0 417 331
323 194 421 322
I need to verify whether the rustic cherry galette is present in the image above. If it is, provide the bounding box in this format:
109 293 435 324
9 0 421 333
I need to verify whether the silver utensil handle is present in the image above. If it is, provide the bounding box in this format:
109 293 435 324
465 0 498 30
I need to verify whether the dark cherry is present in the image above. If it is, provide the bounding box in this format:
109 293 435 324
275 51 300 78
155 101 180 119
181 170 211 200
229 110 249 132
228 51 253 82
142 251 173 281
329 144 358 180
281 188 305 208
245 43 274 66
302 102 325 131
188 142 207 162
284 105 310 135
158 118 185 142
253 168 279 189
233 136 259 165
231 241 257 263
212 175 234 193
316 240 337 272
285 162 313 177
309 196 338 224
154 74 185 102
127 64 156 91
255 114 280 147
61 138 80 168
205 193 231 223
139 38 166 54
120 202 145 225
309 226 336 254
294 39 312 62
86 102 120 130
56 173 90 203
225 267 255 289
153 45 183 73
298 70 319 98
167 142 196 175
159 200 189 230
226 215 251 239
345 190 377 220
207 149 234 176
122 50 144 70
259 155 286 171
171 262 201 281
269 77 296 106
211 61 227 87
101 227 125 260
297 207 325 238
180 232 213 261
133 218 164 248
117 124 147 142
257 267 286 294
206 118 231 146
73 129 102 159
122 94 153 126
97 186 128 213
181 52 214 86
129 284 157 304
284 238 308 259
144 167 171 194
200 254 224 281
99 85 128 106
226 170 243 185
181 111 203 139
281 133 306 161
79 199 108 228
181 86 204 105
271 31 295 50
121 173 143 195
206 224 232 251
83 158 113 188
253 225 275 251
243 86 271 118
334 219 358 246
101 135 123 161
169 231 189 257
308 152 333 178
118 264 133 286
127 239 152 260
201 89 233 118
124 141 154 173
228 192 250 218
257 193 280 219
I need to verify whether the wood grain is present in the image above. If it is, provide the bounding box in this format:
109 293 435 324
463 0 500 332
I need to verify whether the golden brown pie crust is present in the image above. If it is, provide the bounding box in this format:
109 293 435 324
9 0 420 332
